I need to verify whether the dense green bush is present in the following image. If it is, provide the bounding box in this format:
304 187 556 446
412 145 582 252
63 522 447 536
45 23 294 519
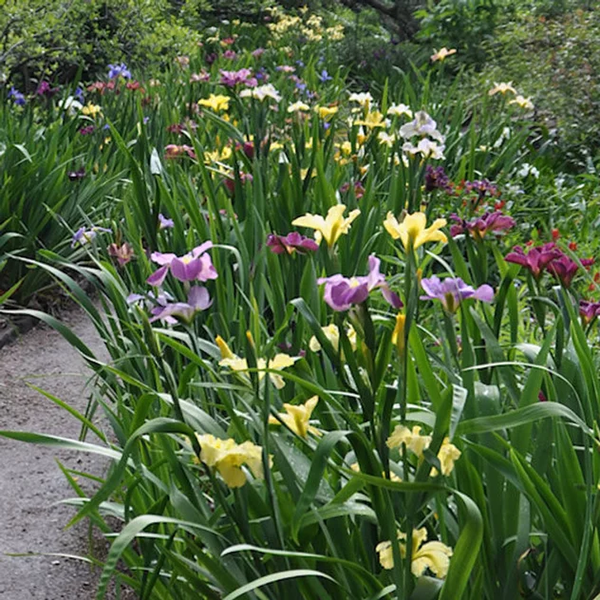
468 6 600 169
0 0 234 87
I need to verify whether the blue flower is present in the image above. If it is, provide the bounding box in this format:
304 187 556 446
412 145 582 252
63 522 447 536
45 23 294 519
8 87 26 106
107 63 132 79
318 70 332 83
74 86 85 103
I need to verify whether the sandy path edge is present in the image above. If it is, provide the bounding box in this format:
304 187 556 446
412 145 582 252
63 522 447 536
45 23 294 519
0 305 124 600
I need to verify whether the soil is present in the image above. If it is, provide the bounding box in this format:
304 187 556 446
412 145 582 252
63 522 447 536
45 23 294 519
0 305 126 599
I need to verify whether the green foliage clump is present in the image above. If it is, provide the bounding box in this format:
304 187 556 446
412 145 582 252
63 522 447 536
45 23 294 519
471 7 600 168
415 0 500 66
0 0 210 86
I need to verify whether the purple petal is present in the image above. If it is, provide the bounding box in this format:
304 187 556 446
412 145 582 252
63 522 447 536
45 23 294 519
366 255 385 290
192 241 213 257
151 252 177 266
420 276 444 299
171 257 201 282
473 284 494 302
198 254 218 281
382 286 403 309
327 282 355 311
147 265 169 287
188 286 212 310
126 293 145 305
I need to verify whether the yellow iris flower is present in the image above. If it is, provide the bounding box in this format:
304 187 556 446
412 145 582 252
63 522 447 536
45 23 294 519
269 396 321 438
391 313 406 356
431 47 457 62
488 81 517 96
198 94 230 112
376 528 453 578
309 323 357 353
354 111 385 129
81 103 102 117
216 336 297 389
288 101 310 113
509 95 534 110
292 204 360 248
383 211 447 251
196 433 269 488
430 437 461 476
387 424 432 458
315 105 338 120
204 146 232 164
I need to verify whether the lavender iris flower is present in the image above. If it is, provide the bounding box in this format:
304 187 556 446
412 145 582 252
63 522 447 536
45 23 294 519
147 242 218 287
107 63 132 79
420 276 494 312
149 286 212 324
8 87 26 106
318 70 332 83
71 226 112 247
318 255 402 312
158 213 175 229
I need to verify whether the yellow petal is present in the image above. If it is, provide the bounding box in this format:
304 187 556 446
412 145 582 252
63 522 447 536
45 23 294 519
383 211 402 240
216 335 235 359
376 540 394 570
217 461 247 488
412 541 453 578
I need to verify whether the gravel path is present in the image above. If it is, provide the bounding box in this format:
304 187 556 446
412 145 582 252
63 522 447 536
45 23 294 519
0 306 117 599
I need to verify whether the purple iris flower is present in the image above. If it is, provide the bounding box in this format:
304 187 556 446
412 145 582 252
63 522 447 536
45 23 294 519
450 212 515 239
579 300 600 324
425 165 453 193
505 243 562 279
158 213 175 229
318 255 402 312
420 276 494 312
547 254 594 288
464 179 499 197
147 242 218 287
107 63 132 79
219 69 257 88
75 86 85 104
149 286 212 324
256 67 269 82
318 70 332 83
36 81 59 97
71 226 112 248
266 232 319 255
8 87 26 106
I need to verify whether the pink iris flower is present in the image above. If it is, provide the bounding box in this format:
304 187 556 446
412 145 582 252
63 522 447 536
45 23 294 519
450 212 515 239
505 243 562 279
147 242 218 287
317 255 402 312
